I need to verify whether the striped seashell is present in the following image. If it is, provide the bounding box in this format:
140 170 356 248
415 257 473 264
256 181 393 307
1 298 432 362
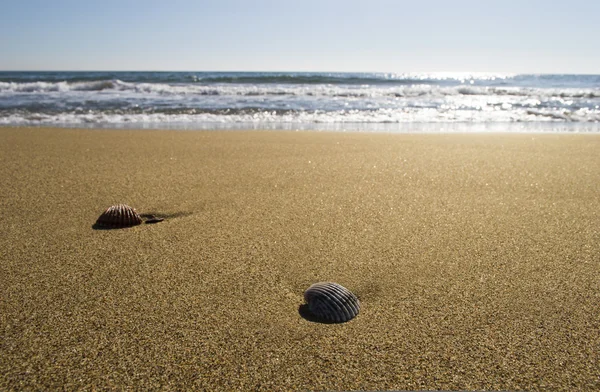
96 204 142 228
304 282 360 323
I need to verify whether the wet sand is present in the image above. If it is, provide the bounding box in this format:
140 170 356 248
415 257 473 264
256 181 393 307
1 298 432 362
1 127 599 390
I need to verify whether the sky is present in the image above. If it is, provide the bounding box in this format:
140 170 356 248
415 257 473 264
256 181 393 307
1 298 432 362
1 0 599 73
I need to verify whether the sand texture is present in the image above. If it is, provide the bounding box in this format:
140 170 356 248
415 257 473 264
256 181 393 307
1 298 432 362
1 127 599 391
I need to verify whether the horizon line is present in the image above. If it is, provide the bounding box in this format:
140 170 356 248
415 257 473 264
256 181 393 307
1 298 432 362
1 70 599 76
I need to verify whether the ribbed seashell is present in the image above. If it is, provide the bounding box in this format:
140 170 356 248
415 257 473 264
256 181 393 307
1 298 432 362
96 204 142 228
304 282 360 323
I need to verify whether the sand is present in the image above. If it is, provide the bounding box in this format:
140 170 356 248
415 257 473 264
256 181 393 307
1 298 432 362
0 127 599 391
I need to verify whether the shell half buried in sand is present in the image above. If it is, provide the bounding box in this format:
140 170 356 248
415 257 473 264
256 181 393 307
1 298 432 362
95 204 143 228
304 282 360 323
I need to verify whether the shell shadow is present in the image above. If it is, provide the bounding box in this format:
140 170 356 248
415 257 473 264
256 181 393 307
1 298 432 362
91 223 134 231
298 304 344 324
140 211 194 219
92 211 193 230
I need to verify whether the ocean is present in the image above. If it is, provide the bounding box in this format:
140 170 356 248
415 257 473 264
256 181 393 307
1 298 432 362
1 71 599 132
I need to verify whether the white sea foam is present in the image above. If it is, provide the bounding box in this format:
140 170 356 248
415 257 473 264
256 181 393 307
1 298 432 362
2 106 599 126
1 72 599 129
2 80 599 100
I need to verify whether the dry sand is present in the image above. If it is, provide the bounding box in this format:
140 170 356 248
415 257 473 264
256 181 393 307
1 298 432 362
0 127 599 391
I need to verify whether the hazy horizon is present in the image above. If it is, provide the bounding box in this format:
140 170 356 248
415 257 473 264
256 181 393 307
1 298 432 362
1 70 599 75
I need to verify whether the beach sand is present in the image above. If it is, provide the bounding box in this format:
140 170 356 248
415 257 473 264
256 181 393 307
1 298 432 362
1 127 599 391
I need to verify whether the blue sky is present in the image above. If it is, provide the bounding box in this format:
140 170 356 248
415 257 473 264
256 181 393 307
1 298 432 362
1 0 599 73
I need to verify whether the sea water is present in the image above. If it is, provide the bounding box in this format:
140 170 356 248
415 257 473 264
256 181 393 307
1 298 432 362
1 71 599 132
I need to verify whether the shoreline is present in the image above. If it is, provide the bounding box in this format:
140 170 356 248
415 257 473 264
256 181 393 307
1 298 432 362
1 127 599 390
2 121 600 134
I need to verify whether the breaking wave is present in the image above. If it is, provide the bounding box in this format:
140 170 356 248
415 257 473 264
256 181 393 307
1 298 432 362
1 71 599 128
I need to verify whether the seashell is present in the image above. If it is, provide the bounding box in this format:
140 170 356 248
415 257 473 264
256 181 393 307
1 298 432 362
304 282 360 323
95 204 142 228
